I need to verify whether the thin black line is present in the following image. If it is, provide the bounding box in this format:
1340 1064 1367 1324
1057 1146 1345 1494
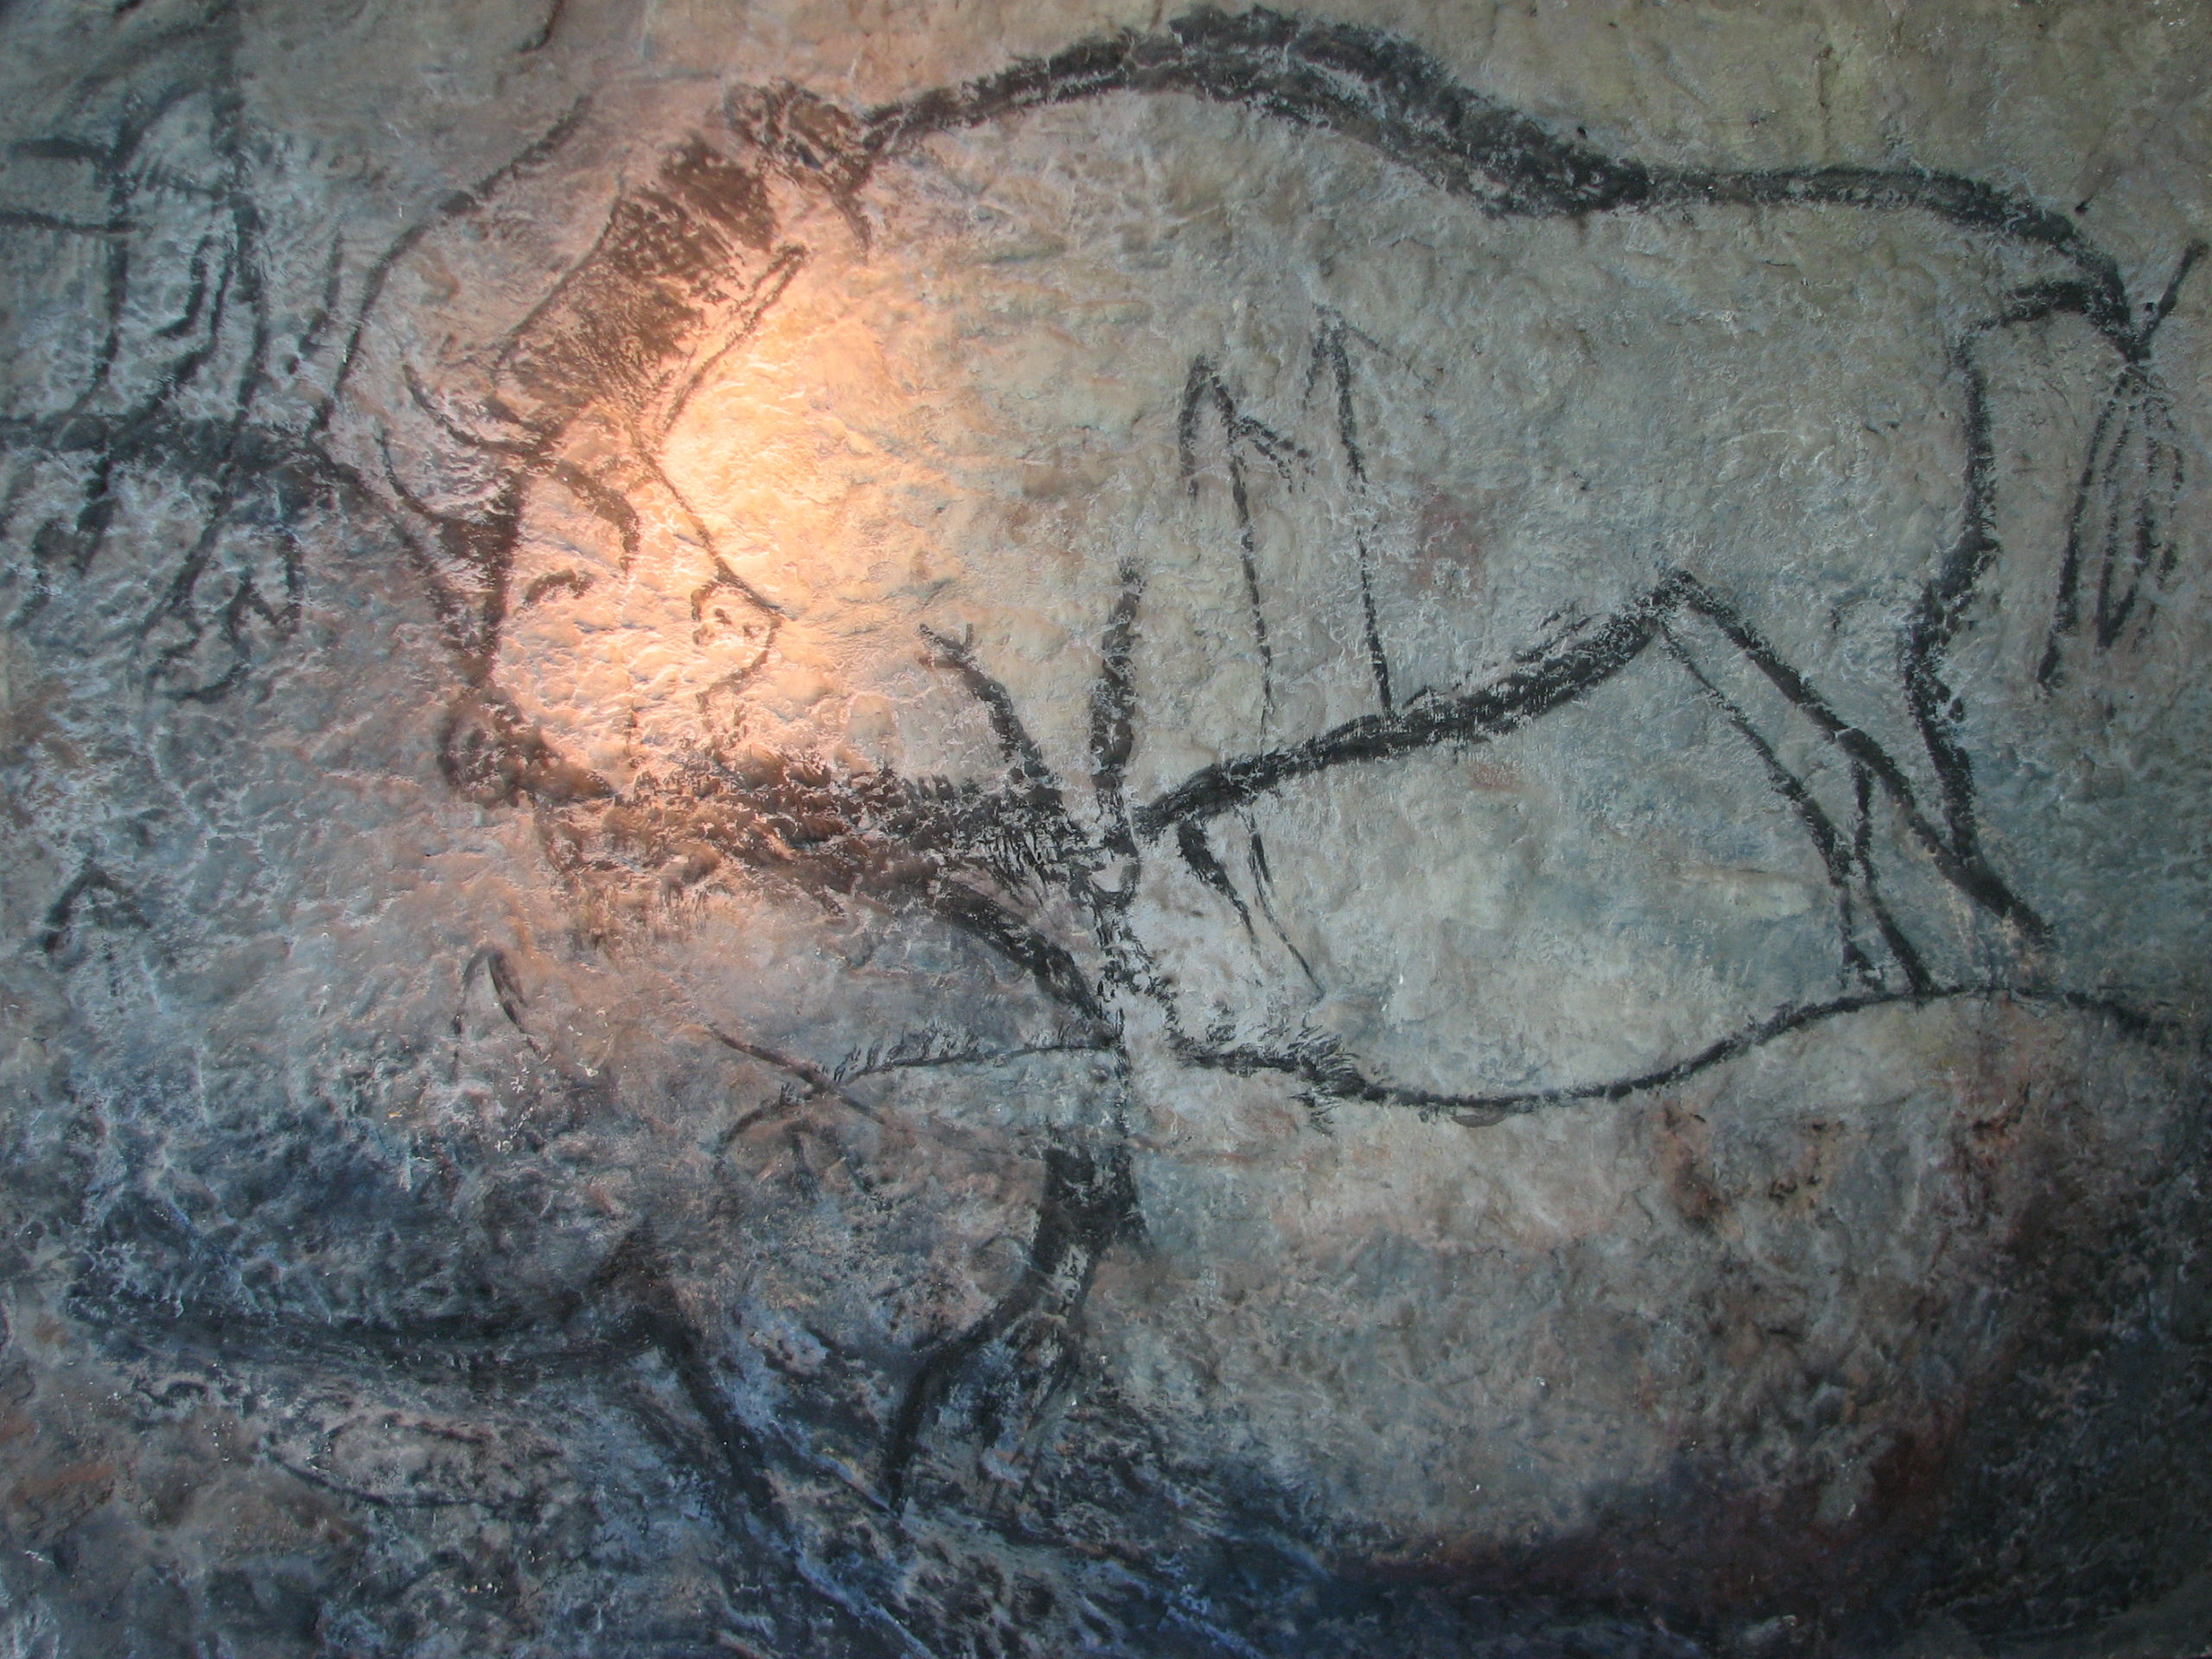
1176 818 1255 938
520 0 567 53
835 1034 1109 1085
1179 357 1299 722
0 208 126 235
1674 575 2047 943
1852 760 1933 995
919 625 1062 797
1902 339 1999 868
1243 819 1322 992
1313 315 1393 713
702 1024 877 1120
1087 558 1143 854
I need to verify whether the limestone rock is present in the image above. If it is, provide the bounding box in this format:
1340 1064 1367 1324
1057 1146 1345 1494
1 2 2209 1654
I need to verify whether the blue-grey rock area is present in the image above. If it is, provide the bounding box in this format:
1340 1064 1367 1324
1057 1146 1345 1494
2 1 2209 1653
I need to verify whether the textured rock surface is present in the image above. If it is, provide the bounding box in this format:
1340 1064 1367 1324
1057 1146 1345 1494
1 1 2209 1654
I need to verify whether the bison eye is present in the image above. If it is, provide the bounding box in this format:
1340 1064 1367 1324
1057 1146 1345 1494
696 605 771 650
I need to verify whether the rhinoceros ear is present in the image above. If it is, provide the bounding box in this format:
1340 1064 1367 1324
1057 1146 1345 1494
721 81 881 219
2037 245 2205 690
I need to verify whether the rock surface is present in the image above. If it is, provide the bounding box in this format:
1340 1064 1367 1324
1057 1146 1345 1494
1 1 2209 1654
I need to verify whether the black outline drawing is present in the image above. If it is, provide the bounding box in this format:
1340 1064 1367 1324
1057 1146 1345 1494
5 3 2204 1647
379 1 2203 1527
357 5 2201 1494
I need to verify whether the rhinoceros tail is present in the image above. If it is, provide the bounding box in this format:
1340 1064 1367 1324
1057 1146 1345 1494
2037 242 2206 690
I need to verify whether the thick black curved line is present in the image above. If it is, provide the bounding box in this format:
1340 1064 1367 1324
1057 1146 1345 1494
65 1247 934 1655
844 7 2133 343
925 878 1108 1028
880 1142 1137 1505
67 1233 781 1519
1174 983 2176 1122
1134 575 1677 836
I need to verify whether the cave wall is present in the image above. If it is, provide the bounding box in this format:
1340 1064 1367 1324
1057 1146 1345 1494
1 2 2209 1654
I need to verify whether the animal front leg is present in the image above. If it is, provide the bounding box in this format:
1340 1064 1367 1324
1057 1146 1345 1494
882 1140 1140 1509
1669 571 2047 951
1658 618 1936 995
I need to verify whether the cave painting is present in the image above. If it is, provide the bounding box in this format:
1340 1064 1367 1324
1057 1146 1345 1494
323 3 2211 1523
5 5 2208 1647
